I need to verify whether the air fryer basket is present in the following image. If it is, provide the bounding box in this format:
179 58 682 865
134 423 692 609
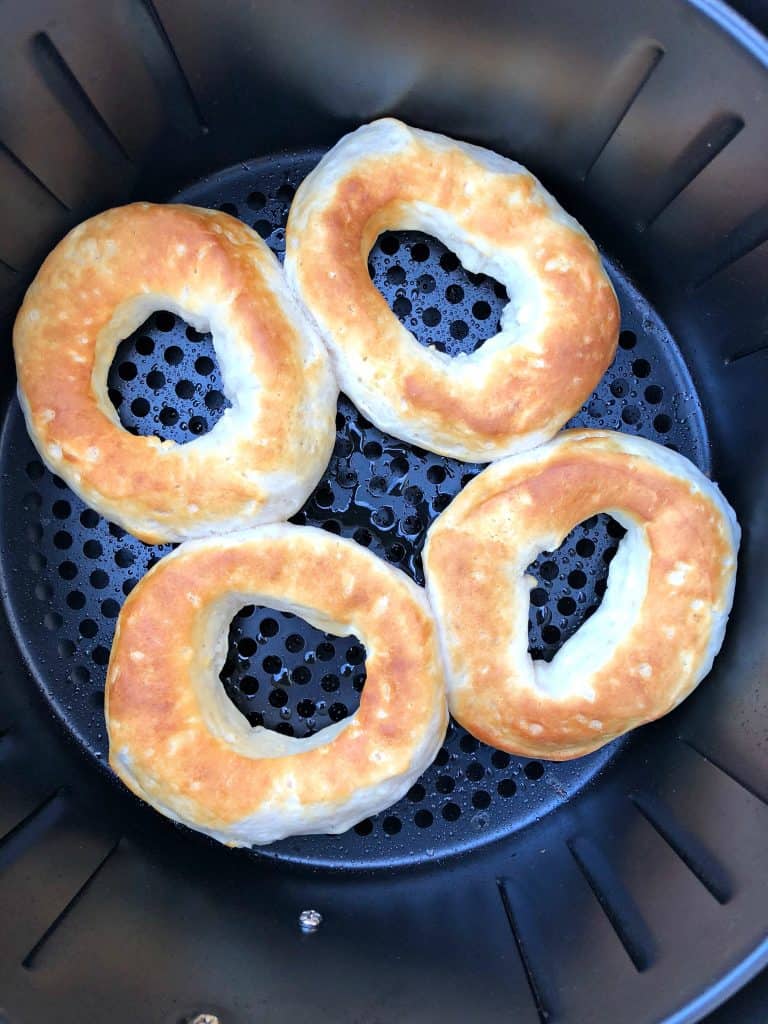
0 2 766 1022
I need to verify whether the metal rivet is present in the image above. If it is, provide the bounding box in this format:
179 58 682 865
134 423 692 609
299 908 323 933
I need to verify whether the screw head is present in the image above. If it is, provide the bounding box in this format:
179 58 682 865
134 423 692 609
189 1015 220 1024
299 908 323 933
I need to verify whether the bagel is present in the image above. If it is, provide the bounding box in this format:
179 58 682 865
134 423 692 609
106 526 448 845
423 431 739 759
13 203 338 543
285 118 619 461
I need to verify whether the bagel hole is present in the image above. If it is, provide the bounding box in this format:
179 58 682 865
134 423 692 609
108 310 231 442
369 231 507 357
220 605 367 738
527 514 627 662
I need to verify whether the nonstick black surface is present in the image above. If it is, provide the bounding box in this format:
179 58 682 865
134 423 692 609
0 151 709 868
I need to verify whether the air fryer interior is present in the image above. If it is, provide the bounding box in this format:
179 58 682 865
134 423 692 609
0 3 766 1023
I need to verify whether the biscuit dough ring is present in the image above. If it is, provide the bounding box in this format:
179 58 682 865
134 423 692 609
106 526 448 845
424 431 740 759
285 119 619 461
13 203 338 543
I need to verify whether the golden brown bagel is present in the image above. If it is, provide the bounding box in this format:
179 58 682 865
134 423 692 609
424 431 739 759
285 119 619 461
13 203 337 543
106 526 448 845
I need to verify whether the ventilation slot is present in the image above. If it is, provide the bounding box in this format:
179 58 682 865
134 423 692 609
0 138 69 210
22 838 120 969
580 42 665 180
0 141 71 273
639 113 744 230
0 790 67 872
497 879 552 1023
681 738 768 807
688 202 768 289
31 33 131 167
724 339 768 365
631 791 732 903
135 0 209 134
0 257 19 283
567 836 655 971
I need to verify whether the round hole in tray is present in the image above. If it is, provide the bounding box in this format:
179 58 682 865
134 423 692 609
108 311 231 443
218 606 366 738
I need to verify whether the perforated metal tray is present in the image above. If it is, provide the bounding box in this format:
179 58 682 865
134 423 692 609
2 151 707 869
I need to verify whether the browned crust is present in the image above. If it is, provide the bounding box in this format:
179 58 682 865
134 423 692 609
13 203 334 542
424 432 737 758
106 528 447 830
287 125 619 452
